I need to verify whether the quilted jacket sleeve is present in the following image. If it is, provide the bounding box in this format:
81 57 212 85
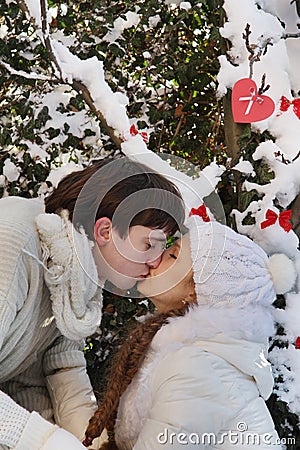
44 336 104 449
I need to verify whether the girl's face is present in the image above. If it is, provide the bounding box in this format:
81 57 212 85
137 234 196 312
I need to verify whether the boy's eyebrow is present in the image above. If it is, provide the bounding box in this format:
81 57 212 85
151 236 167 242
147 231 167 242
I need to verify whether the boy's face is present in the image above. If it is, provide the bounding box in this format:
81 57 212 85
94 222 167 290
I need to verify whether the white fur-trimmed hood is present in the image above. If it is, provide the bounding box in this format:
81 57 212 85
151 302 276 350
149 303 276 399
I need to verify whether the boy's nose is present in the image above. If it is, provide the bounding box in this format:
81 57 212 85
146 254 162 269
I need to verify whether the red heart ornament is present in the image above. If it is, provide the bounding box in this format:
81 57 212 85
232 78 275 123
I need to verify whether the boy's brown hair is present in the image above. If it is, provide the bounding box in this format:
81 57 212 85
45 156 185 240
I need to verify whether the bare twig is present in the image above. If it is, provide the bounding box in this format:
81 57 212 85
274 150 300 164
292 149 300 162
274 150 291 165
242 23 300 79
170 92 192 147
243 24 274 78
258 73 270 94
242 23 254 56
39 0 63 79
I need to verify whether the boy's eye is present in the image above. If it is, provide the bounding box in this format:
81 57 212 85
146 242 166 251
169 253 177 260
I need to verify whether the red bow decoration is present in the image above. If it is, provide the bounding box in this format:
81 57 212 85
295 337 300 350
189 204 211 222
260 209 292 232
129 124 149 143
279 96 300 120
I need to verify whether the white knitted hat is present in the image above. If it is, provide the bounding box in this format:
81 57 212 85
186 214 296 308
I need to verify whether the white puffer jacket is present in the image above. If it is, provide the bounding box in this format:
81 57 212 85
115 305 282 450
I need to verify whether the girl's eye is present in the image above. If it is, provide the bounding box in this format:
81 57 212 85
169 253 177 260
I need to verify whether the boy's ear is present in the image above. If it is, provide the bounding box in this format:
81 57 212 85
94 217 113 247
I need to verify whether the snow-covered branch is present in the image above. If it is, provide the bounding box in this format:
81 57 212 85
0 59 53 81
17 0 124 149
282 32 300 39
72 79 123 148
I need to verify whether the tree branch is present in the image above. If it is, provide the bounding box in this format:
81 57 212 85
243 24 274 79
72 80 122 147
282 32 300 39
17 0 123 150
0 59 53 81
243 24 300 79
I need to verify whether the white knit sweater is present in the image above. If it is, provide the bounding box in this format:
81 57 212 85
0 196 103 449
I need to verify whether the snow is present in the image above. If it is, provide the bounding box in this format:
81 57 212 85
28 86 100 151
51 30 78 48
0 25 8 39
269 343 300 416
232 159 255 176
51 40 130 132
275 293 300 340
121 137 225 219
46 160 82 188
24 0 42 29
20 141 49 161
274 0 300 93
0 175 6 187
165 0 182 5
103 11 141 44
148 15 161 28
242 140 300 208
194 162 225 198
13 0 300 420
218 0 300 416
3 159 20 182
0 60 52 80
180 2 192 10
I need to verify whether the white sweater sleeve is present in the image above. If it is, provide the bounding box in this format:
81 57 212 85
0 391 31 448
0 391 86 450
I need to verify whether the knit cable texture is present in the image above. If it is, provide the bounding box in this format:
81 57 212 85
0 391 30 447
35 210 103 341
187 216 277 308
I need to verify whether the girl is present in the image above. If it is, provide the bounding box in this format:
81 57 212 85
83 211 289 449
0 156 184 450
